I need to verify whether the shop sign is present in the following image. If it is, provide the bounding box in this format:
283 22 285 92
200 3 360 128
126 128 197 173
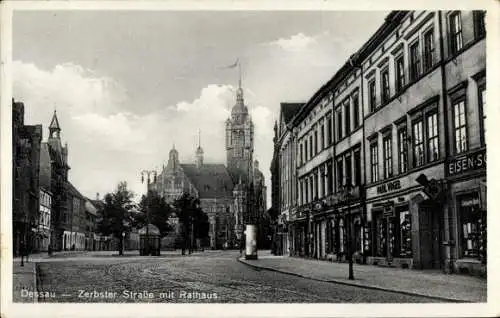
376 180 402 194
448 149 486 176
383 204 395 217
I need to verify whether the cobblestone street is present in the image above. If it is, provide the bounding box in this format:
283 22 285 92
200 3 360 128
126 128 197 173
26 250 446 303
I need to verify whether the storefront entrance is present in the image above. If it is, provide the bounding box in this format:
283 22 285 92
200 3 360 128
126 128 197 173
418 202 443 269
371 203 413 267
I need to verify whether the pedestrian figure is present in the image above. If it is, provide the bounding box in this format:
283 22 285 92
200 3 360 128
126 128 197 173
48 244 53 256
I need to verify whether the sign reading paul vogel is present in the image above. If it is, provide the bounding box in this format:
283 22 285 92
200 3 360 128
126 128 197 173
448 149 486 176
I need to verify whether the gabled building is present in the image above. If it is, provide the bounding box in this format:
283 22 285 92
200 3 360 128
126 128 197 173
39 110 70 251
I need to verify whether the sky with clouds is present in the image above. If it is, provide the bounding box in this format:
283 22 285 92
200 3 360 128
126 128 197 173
13 10 388 206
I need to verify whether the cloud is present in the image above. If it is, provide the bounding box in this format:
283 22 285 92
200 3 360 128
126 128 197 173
13 61 274 203
268 32 318 52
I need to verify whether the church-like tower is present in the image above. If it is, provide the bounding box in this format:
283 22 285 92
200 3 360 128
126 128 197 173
225 79 254 184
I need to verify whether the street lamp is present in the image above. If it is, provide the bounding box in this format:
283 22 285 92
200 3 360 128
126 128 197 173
341 181 355 280
141 169 157 256
121 231 125 256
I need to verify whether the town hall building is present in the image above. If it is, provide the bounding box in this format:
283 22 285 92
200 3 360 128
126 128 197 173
151 81 267 249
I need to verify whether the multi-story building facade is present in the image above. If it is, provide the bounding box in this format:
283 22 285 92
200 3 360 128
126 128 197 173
279 10 486 276
442 10 486 276
39 110 71 251
36 187 52 252
274 102 302 255
292 85 336 258
12 99 43 256
84 197 98 250
64 182 87 250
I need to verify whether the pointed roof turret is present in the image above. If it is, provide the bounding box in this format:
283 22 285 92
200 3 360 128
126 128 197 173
195 129 204 168
49 110 61 130
49 109 61 139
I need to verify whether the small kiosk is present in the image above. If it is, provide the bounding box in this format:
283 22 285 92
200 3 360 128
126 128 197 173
139 224 161 256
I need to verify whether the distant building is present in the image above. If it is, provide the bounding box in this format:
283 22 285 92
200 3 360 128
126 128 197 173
271 102 303 255
39 110 71 251
151 81 267 249
36 187 52 252
12 99 42 256
84 198 98 250
64 182 86 250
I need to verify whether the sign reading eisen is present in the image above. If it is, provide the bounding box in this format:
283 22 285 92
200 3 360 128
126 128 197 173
448 149 486 176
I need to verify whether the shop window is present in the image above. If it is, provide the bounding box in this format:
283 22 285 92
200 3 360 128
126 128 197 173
458 193 484 259
395 55 405 93
375 213 387 257
412 119 424 167
453 99 468 154
449 11 463 56
426 112 439 162
398 126 408 174
338 218 345 255
398 210 412 257
423 28 435 72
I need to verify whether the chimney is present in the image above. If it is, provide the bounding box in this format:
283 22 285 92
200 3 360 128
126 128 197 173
96 192 100 201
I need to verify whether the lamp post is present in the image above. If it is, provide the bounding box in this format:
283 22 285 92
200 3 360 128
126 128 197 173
342 181 355 280
141 169 157 256
121 231 125 256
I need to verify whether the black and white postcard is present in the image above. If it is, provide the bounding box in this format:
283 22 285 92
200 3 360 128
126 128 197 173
1 1 499 317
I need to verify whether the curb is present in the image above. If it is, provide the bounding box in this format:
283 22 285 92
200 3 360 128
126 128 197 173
237 258 470 303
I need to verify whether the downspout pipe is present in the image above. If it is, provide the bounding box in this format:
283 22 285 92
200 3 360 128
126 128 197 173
438 10 453 274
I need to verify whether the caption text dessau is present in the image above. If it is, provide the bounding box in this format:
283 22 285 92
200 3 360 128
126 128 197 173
21 289 219 300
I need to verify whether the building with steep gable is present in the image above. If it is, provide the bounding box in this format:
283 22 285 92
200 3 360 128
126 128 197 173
39 110 71 251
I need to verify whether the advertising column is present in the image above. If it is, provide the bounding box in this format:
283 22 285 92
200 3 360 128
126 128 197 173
245 224 258 260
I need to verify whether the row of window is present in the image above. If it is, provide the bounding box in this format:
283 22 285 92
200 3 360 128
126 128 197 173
369 84 486 183
298 162 333 205
298 115 334 165
367 11 485 114
40 190 52 208
39 209 51 228
335 92 361 141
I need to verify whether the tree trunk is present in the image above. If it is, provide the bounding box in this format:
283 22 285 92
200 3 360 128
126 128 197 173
118 237 123 256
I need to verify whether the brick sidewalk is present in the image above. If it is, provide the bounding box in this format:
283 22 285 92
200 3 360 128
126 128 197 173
12 261 37 303
238 252 486 302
